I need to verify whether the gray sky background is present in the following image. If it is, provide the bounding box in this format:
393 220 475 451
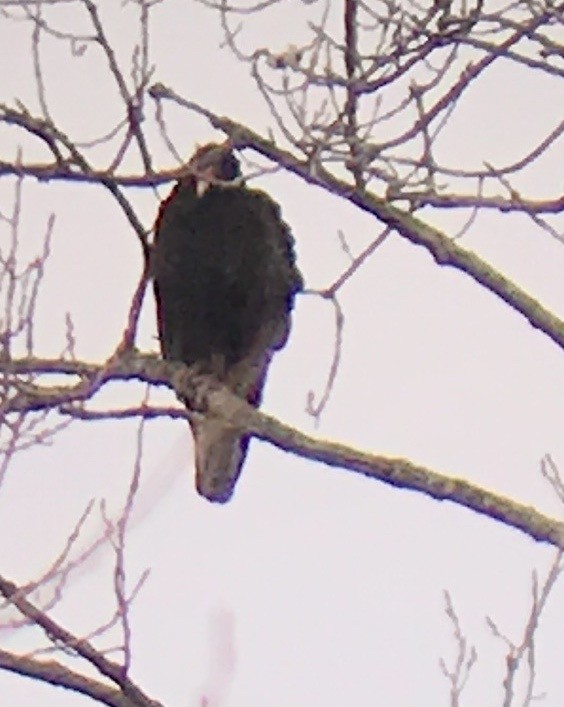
0 1 563 706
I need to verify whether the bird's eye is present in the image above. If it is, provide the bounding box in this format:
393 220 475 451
222 153 241 181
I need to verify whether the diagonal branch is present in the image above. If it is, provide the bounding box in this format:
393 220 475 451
0 104 150 258
147 85 564 352
0 576 162 707
2 352 564 549
82 0 152 173
0 649 148 707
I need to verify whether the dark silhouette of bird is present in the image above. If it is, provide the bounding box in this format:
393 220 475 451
151 143 302 502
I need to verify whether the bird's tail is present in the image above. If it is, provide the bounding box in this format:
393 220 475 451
190 417 250 503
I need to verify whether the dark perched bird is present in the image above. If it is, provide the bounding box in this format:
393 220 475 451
151 143 302 503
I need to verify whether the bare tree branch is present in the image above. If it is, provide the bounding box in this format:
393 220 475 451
1 2 563 701
440 591 477 706
2 352 564 549
487 552 564 706
148 85 564 352
0 575 163 707
0 649 147 707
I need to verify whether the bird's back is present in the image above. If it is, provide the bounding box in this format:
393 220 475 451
153 181 302 372
151 150 302 502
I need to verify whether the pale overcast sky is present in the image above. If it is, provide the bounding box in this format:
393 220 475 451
0 2 563 706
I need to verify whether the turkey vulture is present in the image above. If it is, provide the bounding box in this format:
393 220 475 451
151 143 302 502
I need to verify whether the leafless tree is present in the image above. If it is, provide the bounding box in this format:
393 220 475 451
0 0 562 704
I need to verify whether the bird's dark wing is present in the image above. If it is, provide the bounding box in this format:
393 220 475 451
152 171 302 503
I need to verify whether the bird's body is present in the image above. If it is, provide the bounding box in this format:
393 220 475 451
151 144 302 502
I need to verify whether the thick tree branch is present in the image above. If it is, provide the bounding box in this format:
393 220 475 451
0 158 561 216
2 352 564 549
0 649 145 707
0 576 162 707
147 85 564 352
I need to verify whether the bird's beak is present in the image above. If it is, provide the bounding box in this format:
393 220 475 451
194 165 217 197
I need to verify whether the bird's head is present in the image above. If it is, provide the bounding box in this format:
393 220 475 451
187 143 241 196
